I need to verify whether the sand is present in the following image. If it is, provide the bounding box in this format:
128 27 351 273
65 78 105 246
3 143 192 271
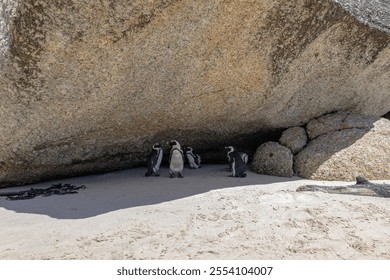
0 165 389 260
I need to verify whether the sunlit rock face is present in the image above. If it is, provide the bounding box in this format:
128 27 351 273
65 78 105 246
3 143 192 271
295 113 390 181
334 0 390 34
1 0 389 186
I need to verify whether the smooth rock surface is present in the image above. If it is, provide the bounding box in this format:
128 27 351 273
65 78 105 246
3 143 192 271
1 0 390 186
295 117 390 181
252 142 293 177
306 112 379 140
279 126 307 154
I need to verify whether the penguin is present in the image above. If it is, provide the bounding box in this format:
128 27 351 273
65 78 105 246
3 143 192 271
169 140 184 178
184 146 201 169
145 143 163 177
225 146 247 178
238 152 249 164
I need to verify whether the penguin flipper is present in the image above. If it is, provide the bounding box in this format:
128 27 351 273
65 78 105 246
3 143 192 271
150 156 158 169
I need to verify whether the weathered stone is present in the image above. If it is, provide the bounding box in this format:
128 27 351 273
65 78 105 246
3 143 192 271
252 142 293 177
279 127 307 154
334 0 390 34
1 0 390 186
295 117 390 181
306 112 378 140
297 176 390 198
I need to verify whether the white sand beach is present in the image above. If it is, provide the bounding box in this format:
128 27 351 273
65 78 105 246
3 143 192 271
0 165 389 260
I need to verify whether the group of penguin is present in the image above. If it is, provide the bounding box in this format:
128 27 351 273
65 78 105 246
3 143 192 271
145 140 248 178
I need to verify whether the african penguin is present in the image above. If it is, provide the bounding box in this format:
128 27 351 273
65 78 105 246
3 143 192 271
184 146 201 169
169 140 184 178
225 146 247 178
145 143 163 177
238 152 249 164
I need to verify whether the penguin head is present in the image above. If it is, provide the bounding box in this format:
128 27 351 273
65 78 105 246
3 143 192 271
152 143 162 150
185 146 193 152
169 140 181 148
224 146 235 153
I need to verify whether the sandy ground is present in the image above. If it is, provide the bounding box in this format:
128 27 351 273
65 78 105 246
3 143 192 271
0 165 389 260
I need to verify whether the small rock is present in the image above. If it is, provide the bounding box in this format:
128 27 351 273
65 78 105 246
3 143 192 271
252 142 293 177
279 126 307 154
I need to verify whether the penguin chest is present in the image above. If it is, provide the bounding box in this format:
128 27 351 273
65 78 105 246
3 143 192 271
153 150 163 172
231 158 236 177
170 150 183 172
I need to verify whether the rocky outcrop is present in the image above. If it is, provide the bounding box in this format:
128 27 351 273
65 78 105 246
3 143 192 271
295 113 390 181
334 0 390 34
306 112 379 140
252 142 294 177
279 127 307 154
297 176 390 198
252 112 390 181
1 0 390 186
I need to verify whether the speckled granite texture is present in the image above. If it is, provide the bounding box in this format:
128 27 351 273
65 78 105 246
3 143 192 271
1 0 389 186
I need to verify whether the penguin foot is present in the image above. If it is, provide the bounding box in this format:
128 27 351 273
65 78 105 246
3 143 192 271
170 173 184 178
153 173 160 177
229 173 247 178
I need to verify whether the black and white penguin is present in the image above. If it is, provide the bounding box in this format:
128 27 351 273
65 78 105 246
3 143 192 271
169 140 184 178
225 146 247 178
145 143 163 177
184 146 201 169
238 152 249 164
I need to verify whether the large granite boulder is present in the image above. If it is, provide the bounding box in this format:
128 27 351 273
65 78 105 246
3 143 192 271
295 114 390 181
1 0 390 186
